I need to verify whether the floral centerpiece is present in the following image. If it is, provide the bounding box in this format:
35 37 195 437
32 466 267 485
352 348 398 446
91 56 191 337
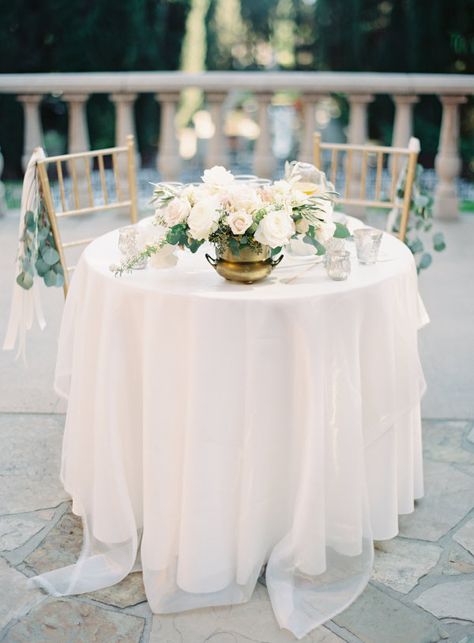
113 164 349 283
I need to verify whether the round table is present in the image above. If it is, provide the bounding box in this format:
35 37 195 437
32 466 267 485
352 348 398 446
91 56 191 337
32 221 428 639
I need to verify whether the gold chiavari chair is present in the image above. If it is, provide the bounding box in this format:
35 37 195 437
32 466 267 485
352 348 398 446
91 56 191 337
37 134 139 296
313 133 420 242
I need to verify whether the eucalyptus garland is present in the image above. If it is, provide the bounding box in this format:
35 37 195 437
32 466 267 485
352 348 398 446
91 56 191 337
16 197 64 290
391 164 446 273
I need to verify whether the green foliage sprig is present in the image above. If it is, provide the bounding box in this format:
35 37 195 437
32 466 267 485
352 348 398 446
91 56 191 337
392 164 446 273
16 198 64 290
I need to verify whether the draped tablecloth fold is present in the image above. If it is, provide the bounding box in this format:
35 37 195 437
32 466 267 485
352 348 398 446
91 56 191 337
31 224 427 639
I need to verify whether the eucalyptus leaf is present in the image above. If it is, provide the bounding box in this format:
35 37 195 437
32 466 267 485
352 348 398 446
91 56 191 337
414 194 429 209
16 271 34 290
35 257 50 277
25 211 36 232
303 234 325 255
333 222 351 238
43 269 58 287
433 232 446 252
37 226 49 242
229 237 240 255
409 237 424 254
41 246 60 266
418 253 432 271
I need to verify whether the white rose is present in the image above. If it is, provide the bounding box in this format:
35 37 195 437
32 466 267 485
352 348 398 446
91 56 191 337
160 198 191 227
187 197 221 240
202 166 235 186
148 244 178 269
227 210 253 235
254 209 295 248
224 184 262 212
315 220 336 243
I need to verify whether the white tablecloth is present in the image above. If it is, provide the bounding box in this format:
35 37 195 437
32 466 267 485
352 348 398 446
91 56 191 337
32 222 427 639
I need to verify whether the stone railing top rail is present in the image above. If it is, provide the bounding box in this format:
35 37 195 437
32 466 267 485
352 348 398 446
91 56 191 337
0 71 473 95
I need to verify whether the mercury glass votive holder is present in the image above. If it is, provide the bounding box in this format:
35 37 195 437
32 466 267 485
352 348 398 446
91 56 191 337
118 226 147 269
325 250 351 281
325 237 346 259
353 228 383 265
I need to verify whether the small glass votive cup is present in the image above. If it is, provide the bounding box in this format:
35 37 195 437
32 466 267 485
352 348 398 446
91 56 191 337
325 237 346 258
118 226 147 269
234 174 258 183
325 250 351 281
353 228 383 265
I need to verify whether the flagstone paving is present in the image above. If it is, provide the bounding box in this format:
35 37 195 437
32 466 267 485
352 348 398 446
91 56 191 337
1 213 474 642
0 414 473 642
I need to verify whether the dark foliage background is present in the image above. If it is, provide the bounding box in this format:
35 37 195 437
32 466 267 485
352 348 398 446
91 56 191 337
1 0 473 179
0 0 190 177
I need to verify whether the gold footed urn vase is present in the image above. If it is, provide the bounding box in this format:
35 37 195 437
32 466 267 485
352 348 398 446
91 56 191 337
206 245 283 284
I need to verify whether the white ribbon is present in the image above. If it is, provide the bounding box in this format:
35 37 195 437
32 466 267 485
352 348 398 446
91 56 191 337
3 148 47 360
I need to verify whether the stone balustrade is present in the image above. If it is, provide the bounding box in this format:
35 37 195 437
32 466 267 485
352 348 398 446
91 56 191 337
0 71 473 218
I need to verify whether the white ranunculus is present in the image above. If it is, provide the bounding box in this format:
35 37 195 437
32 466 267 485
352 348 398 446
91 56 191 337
254 209 295 248
227 210 253 235
315 220 336 243
148 244 178 269
187 197 221 240
202 165 235 186
160 198 191 227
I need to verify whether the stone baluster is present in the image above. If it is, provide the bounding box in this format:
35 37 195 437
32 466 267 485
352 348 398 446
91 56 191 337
17 94 43 170
110 93 138 147
392 95 419 148
253 92 275 179
156 92 181 181
110 93 138 192
63 94 90 207
63 94 90 153
300 93 325 164
205 92 228 169
347 94 374 209
434 95 467 219
347 94 374 145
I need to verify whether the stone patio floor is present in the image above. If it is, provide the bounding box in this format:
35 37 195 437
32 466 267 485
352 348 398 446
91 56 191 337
0 210 473 642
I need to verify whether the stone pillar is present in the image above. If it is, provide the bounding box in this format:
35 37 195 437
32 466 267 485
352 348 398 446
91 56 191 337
392 95 419 148
63 94 90 153
110 93 138 191
63 94 90 207
18 94 43 171
205 92 228 169
347 94 374 145
253 92 275 179
110 93 138 146
300 93 325 164
347 94 374 205
156 92 181 181
434 95 467 220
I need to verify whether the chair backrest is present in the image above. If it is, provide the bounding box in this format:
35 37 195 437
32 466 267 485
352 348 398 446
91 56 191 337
313 133 420 242
36 134 139 296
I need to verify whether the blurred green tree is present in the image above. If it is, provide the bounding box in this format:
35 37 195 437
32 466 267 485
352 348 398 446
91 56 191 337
0 0 190 177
